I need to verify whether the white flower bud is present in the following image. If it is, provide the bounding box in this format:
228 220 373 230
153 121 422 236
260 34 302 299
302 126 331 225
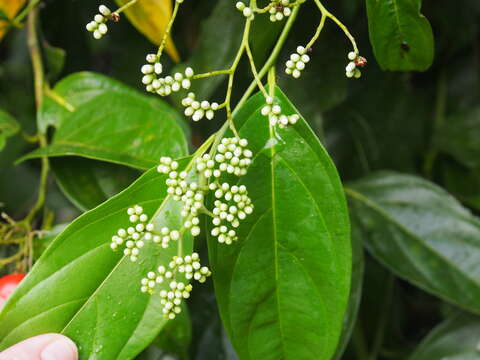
99 5 111 16
236 1 245 10
243 7 252 17
94 14 104 23
185 67 194 77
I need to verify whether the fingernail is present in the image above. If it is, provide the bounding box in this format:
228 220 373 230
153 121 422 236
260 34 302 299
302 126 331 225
40 338 78 360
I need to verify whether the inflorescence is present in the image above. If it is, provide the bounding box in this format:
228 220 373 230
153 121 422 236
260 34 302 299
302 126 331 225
111 136 255 319
140 253 211 319
97 0 364 322
86 5 119 39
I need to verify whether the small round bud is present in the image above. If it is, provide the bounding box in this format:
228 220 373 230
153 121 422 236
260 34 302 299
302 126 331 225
243 7 253 17
99 5 111 16
236 1 246 10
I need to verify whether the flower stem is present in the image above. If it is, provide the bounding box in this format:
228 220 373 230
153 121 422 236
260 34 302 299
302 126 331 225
157 0 181 58
193 69 231 80
305 13 327 49
236 4 301 111
116 0 140 14
313 0 359 53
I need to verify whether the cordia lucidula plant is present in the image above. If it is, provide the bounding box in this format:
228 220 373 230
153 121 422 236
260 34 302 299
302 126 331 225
6 0 480 359
85 0 366 323
0 0 366 358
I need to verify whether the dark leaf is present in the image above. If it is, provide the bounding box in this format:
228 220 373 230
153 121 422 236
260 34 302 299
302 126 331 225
347 171 480 314
435 107 480 169
410 313 480 360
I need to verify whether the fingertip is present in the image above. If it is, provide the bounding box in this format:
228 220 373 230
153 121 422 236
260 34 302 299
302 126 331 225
0 333 78 360
40 335 78 360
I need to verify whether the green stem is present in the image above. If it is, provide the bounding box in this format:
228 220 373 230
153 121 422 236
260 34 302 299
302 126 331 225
245 41 268 97
10 0 41 28
306 13 327 49
116 0 140 14
236 4 300 111
25 6 49 224
193 69 231 80
313 0 359 53
157 0 181 57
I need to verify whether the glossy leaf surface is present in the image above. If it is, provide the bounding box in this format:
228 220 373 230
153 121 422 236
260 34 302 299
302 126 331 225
208 88 352 360
0 162 193 359
34 72 187 210
23 93 187 169
347 171 480 314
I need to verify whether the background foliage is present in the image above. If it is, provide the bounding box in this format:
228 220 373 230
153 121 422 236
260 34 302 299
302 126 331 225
0 0 479 359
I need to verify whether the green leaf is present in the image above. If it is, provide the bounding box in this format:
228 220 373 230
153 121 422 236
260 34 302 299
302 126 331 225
38 72 189 135
154 304 191 358
0 108 19 151
35 72 188 211
435 107 480 169
21 91 187 169
43 41 66 81
347 171 480 314
410 313 480 360
208 88 352 360
34 224 68 261
0 161 194 359
365 0 434 71
51 157 140 211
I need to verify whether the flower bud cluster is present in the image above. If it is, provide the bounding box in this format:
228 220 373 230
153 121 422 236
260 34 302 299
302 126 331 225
111 205 154 262
346 52 366 79
235 2 254 19
196 138 252 179
269 0 293 22
86 5 113 39
140 253 211 319
261 99 300 128
209 183 253 244
142 55 194 96
285 46 310 78
155 226 180 249
157 157 204 236
182 93 220 122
